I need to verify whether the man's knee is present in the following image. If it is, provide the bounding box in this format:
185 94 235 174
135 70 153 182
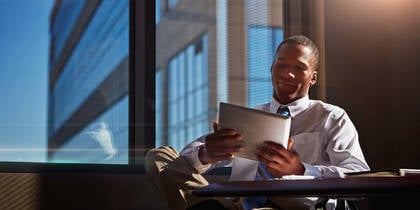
145 146 180 175
145 146 180 162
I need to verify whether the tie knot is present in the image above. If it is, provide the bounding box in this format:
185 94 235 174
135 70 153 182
278 106 290 117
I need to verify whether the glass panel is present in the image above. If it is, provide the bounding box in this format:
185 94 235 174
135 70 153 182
164 36 209 152
155 0 283 150
247 26 283 108
0 0 130 164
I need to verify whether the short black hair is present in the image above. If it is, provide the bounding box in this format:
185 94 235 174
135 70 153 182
275 35 320 70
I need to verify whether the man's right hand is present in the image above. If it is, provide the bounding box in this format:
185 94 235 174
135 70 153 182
198 122 244 164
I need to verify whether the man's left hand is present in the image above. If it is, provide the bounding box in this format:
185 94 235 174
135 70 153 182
256 138 305 177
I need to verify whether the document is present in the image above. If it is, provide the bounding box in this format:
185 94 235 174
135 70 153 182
346 168 420 177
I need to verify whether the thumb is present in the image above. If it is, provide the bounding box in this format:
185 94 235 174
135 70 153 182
287 138 294 150
213 122 219 132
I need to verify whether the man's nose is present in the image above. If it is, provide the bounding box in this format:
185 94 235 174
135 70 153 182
280 68 295 79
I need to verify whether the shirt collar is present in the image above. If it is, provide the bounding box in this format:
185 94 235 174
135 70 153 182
270 95 310 117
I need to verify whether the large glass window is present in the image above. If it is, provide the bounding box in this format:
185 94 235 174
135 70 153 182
247 26 283 108
0 0 284 165
166 36 209 152
155 0 283 150
48 0 129 164
0 0 130 164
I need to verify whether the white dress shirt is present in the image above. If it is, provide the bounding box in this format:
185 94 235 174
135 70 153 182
181 95 370 178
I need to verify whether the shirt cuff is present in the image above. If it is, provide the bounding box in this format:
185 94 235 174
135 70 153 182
182 144 212 174
302 162 322 177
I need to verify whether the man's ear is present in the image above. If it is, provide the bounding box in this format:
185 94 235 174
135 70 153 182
310 70 318 85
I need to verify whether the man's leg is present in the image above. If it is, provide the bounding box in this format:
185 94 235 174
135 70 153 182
145 146 230 210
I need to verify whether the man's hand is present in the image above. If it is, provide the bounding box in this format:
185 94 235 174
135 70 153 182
256 138 305 177
199 122 244 164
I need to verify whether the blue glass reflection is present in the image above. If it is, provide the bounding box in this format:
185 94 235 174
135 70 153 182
164 35 209 152
51 0 129 132
50 96 129 164
247 26 283 108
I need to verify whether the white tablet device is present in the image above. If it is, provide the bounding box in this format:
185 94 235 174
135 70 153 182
218 102 291 161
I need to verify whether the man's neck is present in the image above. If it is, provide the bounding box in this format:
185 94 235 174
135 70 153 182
274 95 306 105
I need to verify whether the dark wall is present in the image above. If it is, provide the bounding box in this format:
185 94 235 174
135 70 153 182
324 0 419 169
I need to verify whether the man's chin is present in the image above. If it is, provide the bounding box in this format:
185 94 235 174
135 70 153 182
275 93 297 104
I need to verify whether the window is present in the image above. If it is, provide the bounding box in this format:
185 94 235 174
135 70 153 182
155 0 284 151
0 0 285 168
49 0 130 164
165 36 209 152
0 0 154 171
247 26 283 108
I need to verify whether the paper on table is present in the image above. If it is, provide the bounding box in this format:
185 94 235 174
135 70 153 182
229 156 259 181
280 175 315 180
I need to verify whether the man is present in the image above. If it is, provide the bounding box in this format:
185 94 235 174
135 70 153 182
146 35 370 210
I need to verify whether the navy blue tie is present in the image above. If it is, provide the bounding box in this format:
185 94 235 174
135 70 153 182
277 106 290 117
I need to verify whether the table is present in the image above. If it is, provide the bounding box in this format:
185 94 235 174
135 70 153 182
192 176 420 209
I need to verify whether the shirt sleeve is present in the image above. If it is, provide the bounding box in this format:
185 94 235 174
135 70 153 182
302 162 322 177
314 110 370 178
180 135 212 174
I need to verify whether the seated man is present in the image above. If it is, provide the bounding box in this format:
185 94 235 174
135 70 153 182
146 35 370 210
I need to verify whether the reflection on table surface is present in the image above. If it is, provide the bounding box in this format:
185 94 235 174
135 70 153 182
193 176 420 198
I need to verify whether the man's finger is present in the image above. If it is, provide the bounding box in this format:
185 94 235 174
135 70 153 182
213 122 219 132
287 138 294 150
263 141 286 151
207 146 243 154
206 133 243 146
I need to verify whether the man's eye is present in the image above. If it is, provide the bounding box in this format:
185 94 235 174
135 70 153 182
275 64 286 68
291 66 305 72
295 67 304 72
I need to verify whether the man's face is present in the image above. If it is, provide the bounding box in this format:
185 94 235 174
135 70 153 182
271 43 317 104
